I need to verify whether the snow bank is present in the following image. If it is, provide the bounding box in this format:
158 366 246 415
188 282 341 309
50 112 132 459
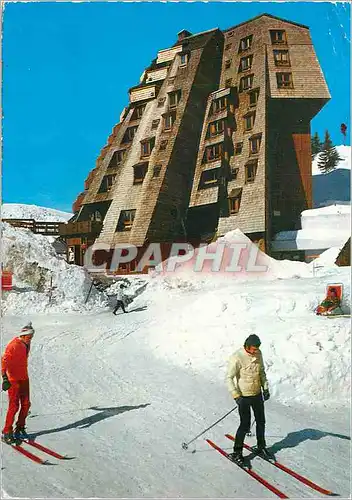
1 203 72 222
312 145 351 176
1 223 107 314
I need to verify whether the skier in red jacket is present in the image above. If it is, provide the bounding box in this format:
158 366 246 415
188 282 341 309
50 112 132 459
1 323 35 444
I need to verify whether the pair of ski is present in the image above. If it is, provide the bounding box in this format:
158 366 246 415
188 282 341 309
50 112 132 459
206 434 338 498
3 438 74 465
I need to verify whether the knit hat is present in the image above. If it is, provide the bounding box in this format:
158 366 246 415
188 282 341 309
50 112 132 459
244 334 261 348
20 322 35 336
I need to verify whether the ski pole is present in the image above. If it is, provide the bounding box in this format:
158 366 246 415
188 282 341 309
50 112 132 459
182 407 237 450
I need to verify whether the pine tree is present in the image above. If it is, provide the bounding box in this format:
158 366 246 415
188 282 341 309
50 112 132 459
311 132 322 158
317 130 342 174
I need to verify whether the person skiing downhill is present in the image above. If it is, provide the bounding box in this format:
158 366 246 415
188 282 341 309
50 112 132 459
113 284 128 315
1 323 35 444
226 334 271 465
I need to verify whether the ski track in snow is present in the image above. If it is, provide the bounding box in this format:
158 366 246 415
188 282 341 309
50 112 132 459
2 273 351 498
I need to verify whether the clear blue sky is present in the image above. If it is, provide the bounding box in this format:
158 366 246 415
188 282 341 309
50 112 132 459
2 2 350 212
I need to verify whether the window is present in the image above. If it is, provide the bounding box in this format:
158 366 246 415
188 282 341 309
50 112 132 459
140 138 155 158
152 119 160 129
229 166 239 180
89 210 102 222
108 150 125 168
239 74 254 92
122 126 138 143
248 88 259 107
153 165 162 178
244 112 256 131
249 134 262 154
239 55 253 72
208 119 225 137
158 97 166 108
133 162 148 184
199 168 219 188
273 50 290 66
211 97 227 114
169 90 182 109
116 209 136 232
276 72 293 88
245 160 258 183
163 111 176 131
235 142 243 155
180 53 188 66
229 190 242 214
204 143 223 162
225 43 232 51
168 77 175 85
239 35 253 52
132 105 146 120
159 139 168 151
98 174 116 193
225 60 231 69
225 78 232 88
270 30 287 44
228 31 234 37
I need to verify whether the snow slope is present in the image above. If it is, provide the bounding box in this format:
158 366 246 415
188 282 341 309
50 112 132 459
1 203 72 222
312 145 351 175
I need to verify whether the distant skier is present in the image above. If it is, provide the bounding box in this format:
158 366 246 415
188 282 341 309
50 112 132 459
113 284 128 315
226 334 272 465
1 323 35 444
315 287 341 316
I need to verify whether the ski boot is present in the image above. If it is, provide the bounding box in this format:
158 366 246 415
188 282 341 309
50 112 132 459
1 432 15 445
228 449 248 467
257 447 275 461
14 426 30 442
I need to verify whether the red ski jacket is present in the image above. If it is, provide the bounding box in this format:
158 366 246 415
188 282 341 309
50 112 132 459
1 337 31 382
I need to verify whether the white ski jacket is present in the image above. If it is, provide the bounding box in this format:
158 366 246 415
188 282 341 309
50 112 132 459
226 347 269 399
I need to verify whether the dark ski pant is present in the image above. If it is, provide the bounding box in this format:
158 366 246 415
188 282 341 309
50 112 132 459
234 393 266 452
113 300 126 314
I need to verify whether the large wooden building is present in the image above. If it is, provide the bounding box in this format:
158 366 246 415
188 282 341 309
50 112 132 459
61 14 330 268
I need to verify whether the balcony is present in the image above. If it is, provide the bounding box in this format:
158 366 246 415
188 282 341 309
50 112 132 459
59 221 103 237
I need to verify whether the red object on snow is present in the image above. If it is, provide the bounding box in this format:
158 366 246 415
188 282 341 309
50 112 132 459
1 271 13 291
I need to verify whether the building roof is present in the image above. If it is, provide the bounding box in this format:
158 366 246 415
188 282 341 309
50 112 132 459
224 13 309 32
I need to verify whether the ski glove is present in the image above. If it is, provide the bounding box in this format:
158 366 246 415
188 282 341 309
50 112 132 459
235 396 243 406
2 374 11 392
263 389 270 401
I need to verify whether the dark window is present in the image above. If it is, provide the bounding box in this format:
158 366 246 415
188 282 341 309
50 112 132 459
180 53 188 66
168 77 175 85
133 163 148 184
225 43 232 51
153 165 162 178
229 166 239 180
98 174 116 193
116 210 136 232
239 35 253 52
159 140 168 151
199 168 220 188
239 55 253 72
204 143 223 162
273 50 290 66
228 31 234 37
208 120 225 137
122 126 138 143
245 160 258 183
89 210 102 222
163 111 176 131
229 191 242 214
225 60 231 69
108 150 125 168
132 105 146 120
140 138 155 158
211 97 227 114
244 112 256 131
158 97 166 108
248 88 259 106
239 74 254 92
249 135 262 154
225 78 232 88
270 30 287 44
276 72 293 88
169 90 181 109
151 119 160 129
235 142 243 155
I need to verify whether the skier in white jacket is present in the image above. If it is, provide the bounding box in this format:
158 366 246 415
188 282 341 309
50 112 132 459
113 285 128 315
226 334 271 465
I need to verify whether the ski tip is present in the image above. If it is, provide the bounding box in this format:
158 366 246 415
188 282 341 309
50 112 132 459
327 493 340 497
